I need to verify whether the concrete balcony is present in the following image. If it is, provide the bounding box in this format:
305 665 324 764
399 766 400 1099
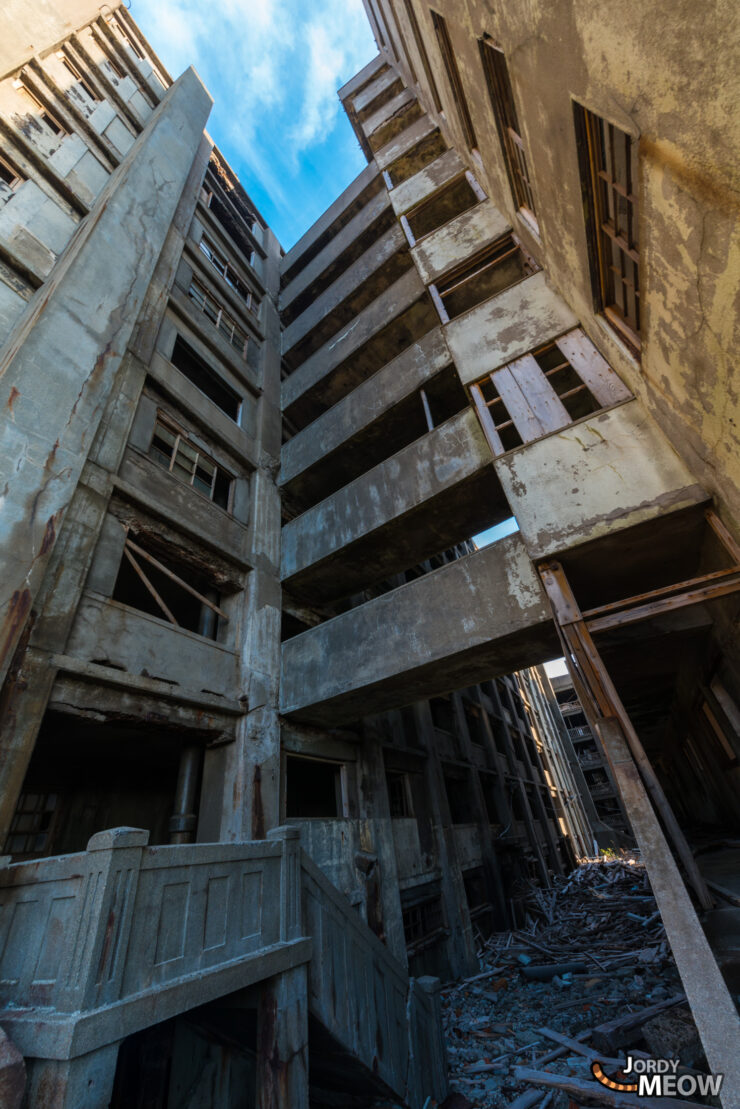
281 161 384 289
282 223 411 367
280 534 559 726
280 184 393 318
365 88 423 153
353 66 403 122
445 270 579 388
376 116 447 188
389 148 466 217
281 408 508 602
411 199 510 287
65 592 239 698
280 327 451 506
493 400 708 560
282 268 438 429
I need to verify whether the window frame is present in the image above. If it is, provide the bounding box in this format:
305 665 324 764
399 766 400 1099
148 411 234 512
478 39 537 225
574 103 641 355
430 10 478 150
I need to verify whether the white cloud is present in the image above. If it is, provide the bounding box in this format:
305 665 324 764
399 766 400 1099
131 0 377 243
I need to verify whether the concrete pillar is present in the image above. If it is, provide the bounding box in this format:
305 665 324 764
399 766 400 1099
256 966 309 1109
169 745 202 843
24 1043 120 1109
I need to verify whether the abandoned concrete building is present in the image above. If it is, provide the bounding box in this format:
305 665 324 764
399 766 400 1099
0 0 739 1104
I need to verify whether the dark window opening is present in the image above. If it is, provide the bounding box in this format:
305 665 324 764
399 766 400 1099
4 792 58 856
433 233 536 321
104 54 127 80
574 104 640 353
470 373 524 453
198 236 259 313
285 755 342 818
463 701 486 746
402 0 441 110
443 772 470 824
0 156 23 191
170 336 241 421
149 415 233 510
431 10 477 149
430 696 455 733
17 84 66 135
203 190 255 266
479 40 536 221
112 534 226 640
404 173 481 243
463 867 487 910
187 280 249 359
386 770 413 818
402 896 445 954
480 773 501 824
60 55 100 101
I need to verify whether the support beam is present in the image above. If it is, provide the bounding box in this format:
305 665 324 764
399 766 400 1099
595 719 740 1109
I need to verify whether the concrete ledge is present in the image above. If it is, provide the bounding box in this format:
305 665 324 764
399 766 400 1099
280 187 391 312
375 115 439 172
446 271 578 387
280 535 558 725
411 200 510 287
494 401 710 559
280 328 450 490
281 409 505 601
389 148 466 216
282 161 381 274
281 268 426 413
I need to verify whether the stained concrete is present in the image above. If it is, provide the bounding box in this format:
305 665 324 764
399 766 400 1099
411 199 510 286
280 534 559 726
494 401 708 559
281 408 507 602
446 270 578 387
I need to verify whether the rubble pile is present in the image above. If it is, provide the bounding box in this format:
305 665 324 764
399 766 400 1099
440 855 713 1109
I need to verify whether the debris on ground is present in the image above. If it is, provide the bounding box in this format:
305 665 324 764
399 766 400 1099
440 854 721 1108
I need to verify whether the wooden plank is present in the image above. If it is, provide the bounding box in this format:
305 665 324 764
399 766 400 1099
586 573 740 634
470 383 504 455
492 364 544 443
126 538 229 620
556 328 632 407
123 546 178 626
508 353 571 433
706 507 740 564
582 564 740 621
595 719 740 1105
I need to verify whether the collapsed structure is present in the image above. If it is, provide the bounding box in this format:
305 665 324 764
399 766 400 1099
0 0 738 1105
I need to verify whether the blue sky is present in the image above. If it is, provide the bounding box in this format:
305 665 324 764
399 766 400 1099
132 0 378 248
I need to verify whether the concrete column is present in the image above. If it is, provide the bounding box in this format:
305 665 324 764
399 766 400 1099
169 745 202 844
256 965 309 1109
24 1043 120 1109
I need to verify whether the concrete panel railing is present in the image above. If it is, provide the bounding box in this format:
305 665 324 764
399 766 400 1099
0 827 310 1058
301 850 447 1107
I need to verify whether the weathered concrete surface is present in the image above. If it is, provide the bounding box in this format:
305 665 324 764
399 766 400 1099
446 271 578 386
281 408 506 602
0 68 212 690
494 400 708 559
353 66 402 120
282 223 409 356
282 268 434 420
365 88 421 151
65 592 239 697
280 327 450 492
389 148 466 216
0 1028 24 1109
411 200 510 286
280 187 391 313
375 114 440 172
280 535 559 725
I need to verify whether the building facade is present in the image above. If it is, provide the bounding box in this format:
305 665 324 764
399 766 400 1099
0 0 739 1104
